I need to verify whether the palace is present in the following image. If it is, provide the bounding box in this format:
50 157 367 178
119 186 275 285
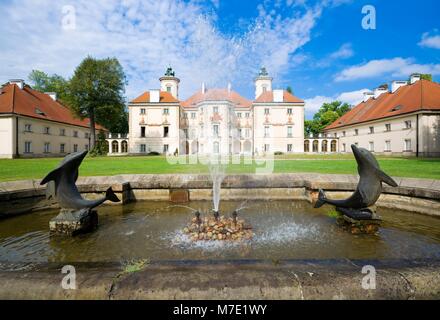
110 67 306 155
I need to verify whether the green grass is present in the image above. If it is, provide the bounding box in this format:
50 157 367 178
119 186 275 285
0 154 439 182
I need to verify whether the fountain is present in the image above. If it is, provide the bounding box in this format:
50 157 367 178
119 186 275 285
182 157 254 242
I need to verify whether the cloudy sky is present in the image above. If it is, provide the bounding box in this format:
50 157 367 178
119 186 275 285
0 0 439 118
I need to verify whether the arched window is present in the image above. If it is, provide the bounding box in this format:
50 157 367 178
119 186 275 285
321 140 328 152
304 140 310 152
121 140 128 153
213 142 220 154
331 140 337 152
112 140 119 153
312 140 319 152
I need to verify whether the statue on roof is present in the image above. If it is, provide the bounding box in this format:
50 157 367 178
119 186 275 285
259 67 269 76
165 66 175 77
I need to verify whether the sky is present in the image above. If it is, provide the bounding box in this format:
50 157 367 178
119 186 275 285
0 0 439 119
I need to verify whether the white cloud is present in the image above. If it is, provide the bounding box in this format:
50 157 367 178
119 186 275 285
305 88 368 114
335 57 440 82
329 43 353 59
0 0 330 100
419 31 440 49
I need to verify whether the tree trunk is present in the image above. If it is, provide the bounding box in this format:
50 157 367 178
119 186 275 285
89 108 96 150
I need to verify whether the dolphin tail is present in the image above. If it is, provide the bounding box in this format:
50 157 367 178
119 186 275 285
105 187 121 203
314 189 327 208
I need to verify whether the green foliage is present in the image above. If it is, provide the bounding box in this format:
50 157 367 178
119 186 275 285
305 101 351 136
420 74 432 81
121 259 149 274
327 209 341 218
28 70 70 102
67 56 127 147
286 86 293 94
88 131 108 157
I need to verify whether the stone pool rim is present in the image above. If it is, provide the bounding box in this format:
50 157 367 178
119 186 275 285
1 173 439 217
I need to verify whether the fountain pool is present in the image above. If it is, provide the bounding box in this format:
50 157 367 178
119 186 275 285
1 200 440 264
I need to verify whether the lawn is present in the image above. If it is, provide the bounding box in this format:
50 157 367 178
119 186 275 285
0 154 439 182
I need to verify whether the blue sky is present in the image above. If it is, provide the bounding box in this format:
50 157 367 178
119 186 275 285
0 0 439 119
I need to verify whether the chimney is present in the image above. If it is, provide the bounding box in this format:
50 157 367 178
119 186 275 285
9 79 24 89
273 89 283 103
391 81 408 93
45 92 57 101
363 92 374 102
410 74 421 84
373 87 388 99
201 82 206 94
149 89 160 103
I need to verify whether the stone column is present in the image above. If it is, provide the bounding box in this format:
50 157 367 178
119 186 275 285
118 141 122 153
318 140 322 153
109 140 113 154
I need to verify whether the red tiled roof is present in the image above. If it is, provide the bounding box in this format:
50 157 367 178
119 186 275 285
0 83 106 130
130 91 179 103
325 80 440 130
181 89 252 108
254 90 304 103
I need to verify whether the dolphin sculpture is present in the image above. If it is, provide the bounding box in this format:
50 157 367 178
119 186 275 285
314 144 398 212
40 150 120 210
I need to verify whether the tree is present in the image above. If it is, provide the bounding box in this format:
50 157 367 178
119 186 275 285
305 101 351 136
67 56 126 149
420 74 432 81
28 70 70 102
286 86 293 94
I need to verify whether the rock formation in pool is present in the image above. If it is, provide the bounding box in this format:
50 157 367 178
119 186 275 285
314 144 398 221
40 150 120 235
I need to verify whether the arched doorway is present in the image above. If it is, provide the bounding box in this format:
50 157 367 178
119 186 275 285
121 140 128 153
312 140 319 152
321 140 328 152
331 140 337 152
304 140 310 152
112 140 119 153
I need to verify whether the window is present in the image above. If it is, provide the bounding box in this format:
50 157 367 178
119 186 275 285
85 144 89 151
262 85 267 93
238 128 242 138
354 129 359 136
140 108 146 115
44 127 50 134
245 128 250 138
369 141 374 152
287 108 293 115
404 139 412 151
264 126 270 138
60 143 65 153
287 126 293 138
24 141 31 153
163 108 169 115
141 126 146 138
264 108 270 115
369 126 374 134
237 112 242 118
342 131 346 137
163 126 169 138
213 125 219 137
287 144 293 152
354 142 359 147
24 124 32 132
191 112 196 119
73 131 78 138
60 128 65 136
73 144 78 152
166 86 171 93
85 132 89 139
385 140 391 152
213 142 220 154
264 144 270 152
44 142 50 153
245 112 250 118
140 144 146 153
183 112 188 119
213 106 219 114
183 129 188 138
404 120 412 129
163 144 169 153
385 123 391 132
342 143 346 152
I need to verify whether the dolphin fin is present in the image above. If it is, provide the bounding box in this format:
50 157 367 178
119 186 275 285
105 187 120 203
314 189 327 208
40 168 62 185
376 169 398 187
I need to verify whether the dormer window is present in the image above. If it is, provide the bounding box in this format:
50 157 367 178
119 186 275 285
391 105 402 112
35 108 46 116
